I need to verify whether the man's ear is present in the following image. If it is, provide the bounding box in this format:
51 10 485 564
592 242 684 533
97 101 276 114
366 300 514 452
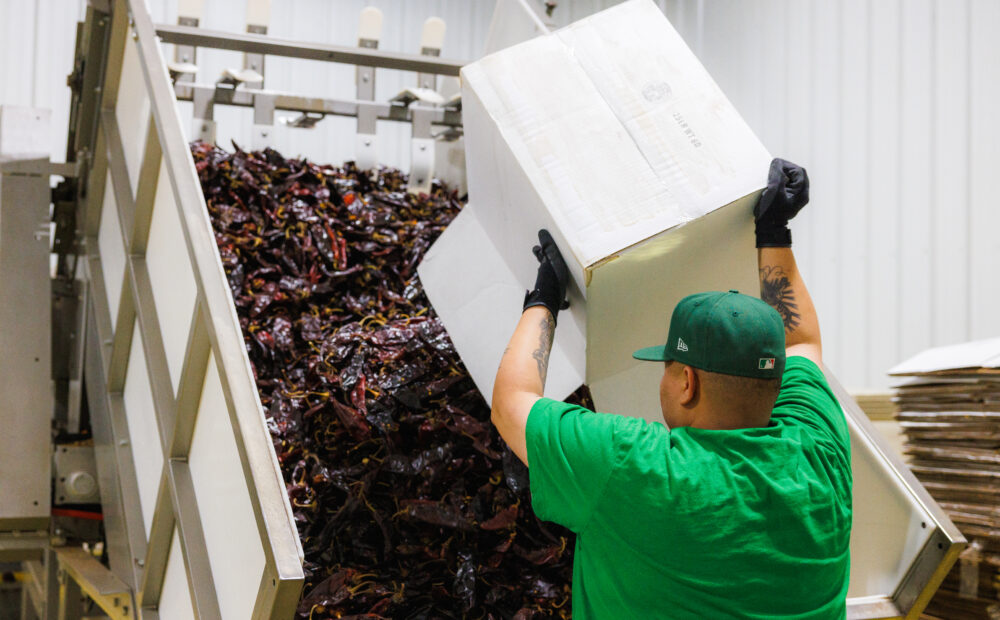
680 365 699 406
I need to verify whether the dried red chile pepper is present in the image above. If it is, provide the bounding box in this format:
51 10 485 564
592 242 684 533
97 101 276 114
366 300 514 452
193 141 594 618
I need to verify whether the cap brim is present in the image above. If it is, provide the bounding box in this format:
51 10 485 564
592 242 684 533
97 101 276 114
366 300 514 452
632 344 673 362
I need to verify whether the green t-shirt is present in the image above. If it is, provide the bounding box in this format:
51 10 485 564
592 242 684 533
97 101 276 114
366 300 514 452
525 356 852 619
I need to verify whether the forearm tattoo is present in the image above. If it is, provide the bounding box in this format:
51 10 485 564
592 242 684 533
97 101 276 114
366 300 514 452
532 314 556 384
759 265 801 332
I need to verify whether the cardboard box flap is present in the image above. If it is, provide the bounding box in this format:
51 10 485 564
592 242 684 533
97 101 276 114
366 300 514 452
585 196 761 422
417 204 586 404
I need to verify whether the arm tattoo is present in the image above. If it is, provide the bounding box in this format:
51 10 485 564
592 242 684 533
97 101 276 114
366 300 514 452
759 265 801 332
531 314 556 384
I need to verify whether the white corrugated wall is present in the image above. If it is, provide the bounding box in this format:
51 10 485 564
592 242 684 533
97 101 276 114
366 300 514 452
2 0 997 391
666 0 1000 392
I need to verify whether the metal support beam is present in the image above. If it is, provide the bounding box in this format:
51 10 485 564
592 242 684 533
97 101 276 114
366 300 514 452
0 160 54 532
155 24 465 76
0 533 48 563
55 547 135 620
354 7 382 172
250 93 275 150
416 17 446 91
173 84 461 127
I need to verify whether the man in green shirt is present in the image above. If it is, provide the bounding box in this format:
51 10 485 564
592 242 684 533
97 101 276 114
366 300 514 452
491 159 852 618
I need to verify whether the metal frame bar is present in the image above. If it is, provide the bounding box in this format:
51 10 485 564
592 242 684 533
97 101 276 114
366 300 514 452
133 0 306 611
55 547 134 619
84 285 146 591
0 162 54 532
830 373 965 620
75 0 306 616
156 23 465 76
172 83 462 127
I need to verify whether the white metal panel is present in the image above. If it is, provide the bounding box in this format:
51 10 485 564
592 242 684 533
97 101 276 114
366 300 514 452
98 170 126 331
834 0 870 390
866 0 902 404
969 0 1000 339
188 353 266 620
0 170 54 526
0 1 86 162
0 3 36 111
158 527 197 620
669 0 1000 390
897 0 935 366
799 0 843 390
847 409 934 597
122 320 164 536
930 0 970 349
146 158 197 394
116 36 152 193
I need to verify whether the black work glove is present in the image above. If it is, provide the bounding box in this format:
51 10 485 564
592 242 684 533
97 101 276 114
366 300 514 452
523 229 570 323
754 158 810 248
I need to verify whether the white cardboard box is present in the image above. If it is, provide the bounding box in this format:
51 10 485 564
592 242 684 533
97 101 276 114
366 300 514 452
419 0 771 422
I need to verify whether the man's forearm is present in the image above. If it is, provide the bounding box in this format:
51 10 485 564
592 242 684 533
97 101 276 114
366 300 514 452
491 306 555 464
758 247 822 356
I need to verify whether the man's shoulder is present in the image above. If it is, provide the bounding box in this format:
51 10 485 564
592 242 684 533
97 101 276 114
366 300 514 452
530 397 662 433
774 356 845 430
527 398 668 462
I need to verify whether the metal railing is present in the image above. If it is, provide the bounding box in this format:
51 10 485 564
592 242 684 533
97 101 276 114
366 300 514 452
84 0 301 616
78 0 472 616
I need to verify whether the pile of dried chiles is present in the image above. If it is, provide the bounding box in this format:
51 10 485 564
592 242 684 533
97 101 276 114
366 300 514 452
193 142 590 618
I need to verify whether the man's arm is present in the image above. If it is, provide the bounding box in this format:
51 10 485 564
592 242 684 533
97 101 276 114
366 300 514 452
491 230 569 466
758 248 821 365
754 159 822 366
491 306 554 465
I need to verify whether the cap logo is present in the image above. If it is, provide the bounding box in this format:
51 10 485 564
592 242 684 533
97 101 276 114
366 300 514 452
677 338 689 352
758 358 775 370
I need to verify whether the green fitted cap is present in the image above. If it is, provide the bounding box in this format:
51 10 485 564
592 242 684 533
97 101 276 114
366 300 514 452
633 290 786 379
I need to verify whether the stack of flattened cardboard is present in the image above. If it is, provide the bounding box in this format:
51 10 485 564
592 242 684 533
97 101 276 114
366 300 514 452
891 338 1000 618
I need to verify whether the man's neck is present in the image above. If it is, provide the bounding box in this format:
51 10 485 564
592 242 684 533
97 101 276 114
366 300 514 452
689 403 772 430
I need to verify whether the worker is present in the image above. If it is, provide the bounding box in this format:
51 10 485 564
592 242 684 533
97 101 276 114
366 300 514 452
491 159 851 619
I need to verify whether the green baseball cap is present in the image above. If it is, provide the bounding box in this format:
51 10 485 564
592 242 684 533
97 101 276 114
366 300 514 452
632 290 786 379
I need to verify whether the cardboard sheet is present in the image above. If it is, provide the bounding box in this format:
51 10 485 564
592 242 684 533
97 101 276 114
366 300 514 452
889 338 1000 375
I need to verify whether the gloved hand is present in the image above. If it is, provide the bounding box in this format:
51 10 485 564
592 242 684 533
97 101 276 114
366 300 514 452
523 229 570 323
754 158 810 248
